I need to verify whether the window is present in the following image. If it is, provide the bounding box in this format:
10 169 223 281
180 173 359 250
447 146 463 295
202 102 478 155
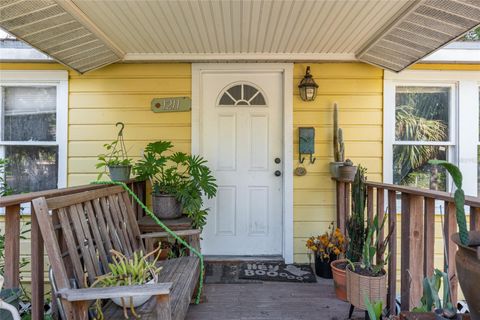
218 83 266 106
393 86 453 191
385 70 480 197
0 71 67 194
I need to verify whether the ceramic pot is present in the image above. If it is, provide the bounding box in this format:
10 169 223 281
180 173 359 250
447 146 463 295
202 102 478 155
108 165 131 182
452 231 480 320
331 259 348 301
338 165 358 182
152 194 183 219
346 263 387 310
111 278 156 308
315 255 333 279
330 162 344 178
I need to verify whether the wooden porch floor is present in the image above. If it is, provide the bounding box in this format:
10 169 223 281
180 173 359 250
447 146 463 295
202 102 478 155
186 277 366 320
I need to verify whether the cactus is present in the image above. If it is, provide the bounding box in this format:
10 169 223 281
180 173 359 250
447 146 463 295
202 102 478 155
333 104 345 162
346 165 367 262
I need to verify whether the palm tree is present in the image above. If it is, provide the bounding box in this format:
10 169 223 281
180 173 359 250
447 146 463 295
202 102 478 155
394 90 449 188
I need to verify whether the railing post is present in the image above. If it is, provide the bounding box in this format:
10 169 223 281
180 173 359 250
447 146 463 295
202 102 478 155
424 198 435 278
31 205 45 320
470 206 480 231
387 190 397 315
4 204 21 289
444 202 458 305
400 194 424 311
336 180 346 234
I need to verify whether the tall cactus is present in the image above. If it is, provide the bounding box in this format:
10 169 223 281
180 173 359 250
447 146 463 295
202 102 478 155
333 103 345 162
346 165 367 262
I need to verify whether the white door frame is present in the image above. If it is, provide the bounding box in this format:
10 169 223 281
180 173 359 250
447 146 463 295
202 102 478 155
192 63 294 263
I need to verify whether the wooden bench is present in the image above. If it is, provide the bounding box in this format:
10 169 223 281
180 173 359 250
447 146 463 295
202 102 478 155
32 185 200 320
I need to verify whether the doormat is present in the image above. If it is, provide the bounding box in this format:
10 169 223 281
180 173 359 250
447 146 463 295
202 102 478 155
238 262 317 283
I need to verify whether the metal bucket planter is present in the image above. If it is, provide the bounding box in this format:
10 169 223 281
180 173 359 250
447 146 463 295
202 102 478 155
152 194 183 220
452 231 480 320
330 162 344 179
108 165 131 182
0 288 21 320
346 263 387 310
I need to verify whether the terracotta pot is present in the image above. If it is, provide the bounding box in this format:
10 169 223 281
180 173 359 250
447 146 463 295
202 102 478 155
331 259 348 301
152 194 183 220
346 263 387 310
330 162 344 178
452 231 480 320
338 165 357 182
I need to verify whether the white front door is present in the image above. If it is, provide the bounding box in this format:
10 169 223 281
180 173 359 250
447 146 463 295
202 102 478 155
199 69 284 256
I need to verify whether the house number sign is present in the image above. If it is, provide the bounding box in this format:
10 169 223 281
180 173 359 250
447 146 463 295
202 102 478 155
151 97 191 113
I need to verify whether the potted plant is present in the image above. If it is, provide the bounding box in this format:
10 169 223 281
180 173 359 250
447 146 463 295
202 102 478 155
96 123 133 182
134 140 217 228
332 165 368 301
429 160 480 320
91 247 163 318
346 214 394 310
338 159 358 182
330 103 345 178
412 268 458 320
306 222 346 279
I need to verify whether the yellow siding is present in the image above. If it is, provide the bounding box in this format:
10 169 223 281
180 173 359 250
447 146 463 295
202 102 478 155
67 63 191 186
292 63 384 263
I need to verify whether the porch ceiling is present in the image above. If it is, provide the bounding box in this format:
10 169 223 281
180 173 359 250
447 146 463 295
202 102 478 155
1 0 479 73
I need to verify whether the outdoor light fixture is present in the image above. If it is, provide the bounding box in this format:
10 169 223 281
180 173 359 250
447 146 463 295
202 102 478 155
298 66 318 102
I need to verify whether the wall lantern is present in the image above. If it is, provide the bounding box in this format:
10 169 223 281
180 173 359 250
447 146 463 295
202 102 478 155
298 66 318 102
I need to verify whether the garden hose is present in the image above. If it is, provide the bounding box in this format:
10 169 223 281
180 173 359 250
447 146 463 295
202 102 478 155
91 180 204 304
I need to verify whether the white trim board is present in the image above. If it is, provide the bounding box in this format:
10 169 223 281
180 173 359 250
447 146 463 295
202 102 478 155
383 70 480 197
192 63 294 263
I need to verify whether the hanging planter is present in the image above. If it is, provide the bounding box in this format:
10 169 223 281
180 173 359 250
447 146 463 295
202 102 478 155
96 122 134 182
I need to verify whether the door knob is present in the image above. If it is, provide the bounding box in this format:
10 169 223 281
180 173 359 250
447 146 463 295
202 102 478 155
274 158 281 164
274 170 282 176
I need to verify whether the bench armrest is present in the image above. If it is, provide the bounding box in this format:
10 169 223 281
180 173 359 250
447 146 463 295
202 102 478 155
140 229 201 239
57 283 172 302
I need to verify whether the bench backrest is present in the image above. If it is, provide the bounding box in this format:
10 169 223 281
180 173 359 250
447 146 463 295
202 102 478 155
32 186 144 291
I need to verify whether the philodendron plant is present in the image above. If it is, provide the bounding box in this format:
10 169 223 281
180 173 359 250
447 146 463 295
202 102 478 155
428 160 469 245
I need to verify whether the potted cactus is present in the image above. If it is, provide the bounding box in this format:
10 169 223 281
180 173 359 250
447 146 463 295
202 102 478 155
330 103 345 178
429 160 480 320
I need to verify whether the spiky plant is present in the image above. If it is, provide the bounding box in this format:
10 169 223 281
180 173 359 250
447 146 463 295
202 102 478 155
346 165 367 262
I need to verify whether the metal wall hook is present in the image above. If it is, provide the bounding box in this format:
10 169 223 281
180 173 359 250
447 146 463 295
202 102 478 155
299 156 305 164
116 122 125 137
310 154 316 164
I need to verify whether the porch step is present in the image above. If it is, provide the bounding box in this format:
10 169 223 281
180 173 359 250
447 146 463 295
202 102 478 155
204 255 284 264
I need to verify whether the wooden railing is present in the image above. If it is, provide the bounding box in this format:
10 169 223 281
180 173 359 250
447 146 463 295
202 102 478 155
0 179 147 320
335 179 480 314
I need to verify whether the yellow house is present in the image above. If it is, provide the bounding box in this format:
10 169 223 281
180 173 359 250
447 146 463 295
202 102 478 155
1 1 480 319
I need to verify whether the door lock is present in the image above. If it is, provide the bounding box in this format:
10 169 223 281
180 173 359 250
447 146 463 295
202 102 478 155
274 170 282 177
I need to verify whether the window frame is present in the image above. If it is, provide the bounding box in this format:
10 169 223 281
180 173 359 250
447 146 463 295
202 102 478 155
384 70 480 197
0 70 68 190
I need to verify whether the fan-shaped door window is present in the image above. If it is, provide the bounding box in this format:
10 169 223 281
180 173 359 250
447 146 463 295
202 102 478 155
218 83 266 106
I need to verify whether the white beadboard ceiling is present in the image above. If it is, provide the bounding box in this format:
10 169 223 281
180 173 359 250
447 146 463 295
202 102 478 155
1 0 479 73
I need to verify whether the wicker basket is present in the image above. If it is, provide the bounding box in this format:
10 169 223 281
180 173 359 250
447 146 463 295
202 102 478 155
346 264 387 310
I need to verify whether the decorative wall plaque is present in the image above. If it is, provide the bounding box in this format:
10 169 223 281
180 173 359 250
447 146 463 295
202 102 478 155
151 97 191 112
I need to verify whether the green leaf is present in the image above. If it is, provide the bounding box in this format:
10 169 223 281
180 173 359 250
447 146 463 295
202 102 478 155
428 160 462 189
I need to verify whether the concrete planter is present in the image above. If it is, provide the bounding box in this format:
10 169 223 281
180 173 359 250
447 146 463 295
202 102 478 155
152 194 183 220
338 165 357 182
329 162 344 179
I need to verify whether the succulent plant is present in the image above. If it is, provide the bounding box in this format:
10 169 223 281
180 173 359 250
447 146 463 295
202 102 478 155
343 159 353 166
